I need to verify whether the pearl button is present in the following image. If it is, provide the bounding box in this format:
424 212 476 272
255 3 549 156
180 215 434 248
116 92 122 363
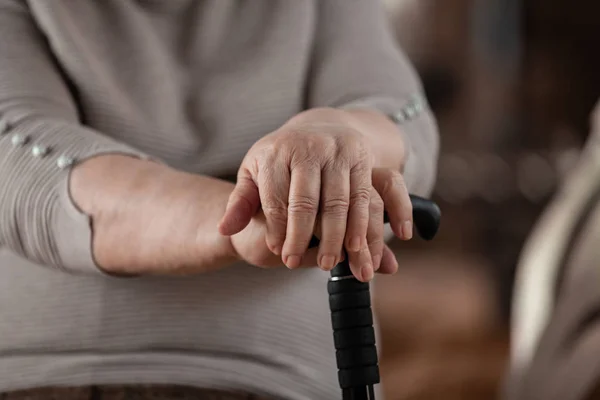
11 134 28 147
57 155 75 169
392 111 407 124
31 145 50 158
414 100 424 113
405 105 417 119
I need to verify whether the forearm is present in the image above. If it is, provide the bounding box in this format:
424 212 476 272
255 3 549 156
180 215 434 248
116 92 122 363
70 155 238 275
346 105 439 197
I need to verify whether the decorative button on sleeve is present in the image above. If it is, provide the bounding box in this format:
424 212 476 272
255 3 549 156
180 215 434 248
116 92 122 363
56 155 75 169
31 144 50 158
11 133 28 147
391 95 428 125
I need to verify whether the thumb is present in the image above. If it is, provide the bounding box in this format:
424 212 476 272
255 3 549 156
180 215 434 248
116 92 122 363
218 170 260 236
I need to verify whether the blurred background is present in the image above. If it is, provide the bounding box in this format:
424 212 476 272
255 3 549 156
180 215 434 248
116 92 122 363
375 1 600 399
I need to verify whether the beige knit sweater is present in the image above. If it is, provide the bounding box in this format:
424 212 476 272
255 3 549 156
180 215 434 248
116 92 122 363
0 1 439 399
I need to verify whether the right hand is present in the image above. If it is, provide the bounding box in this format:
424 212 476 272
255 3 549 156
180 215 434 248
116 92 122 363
218 108 410 282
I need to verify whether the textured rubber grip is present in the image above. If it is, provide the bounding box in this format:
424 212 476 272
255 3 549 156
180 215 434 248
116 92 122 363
331 307 374 330
338 365 380 389
328 261 380 389
329 290 371 312
336 346 379 369
333 327 376 349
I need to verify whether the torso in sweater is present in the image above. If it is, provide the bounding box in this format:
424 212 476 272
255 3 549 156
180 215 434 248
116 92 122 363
0 1 438 398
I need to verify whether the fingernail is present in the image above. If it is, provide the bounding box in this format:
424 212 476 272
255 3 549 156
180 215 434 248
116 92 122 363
349 236 362 252
402 220 413 240
361 264 374 282
320 255 337 271
372 255 381 271
285 255 302 269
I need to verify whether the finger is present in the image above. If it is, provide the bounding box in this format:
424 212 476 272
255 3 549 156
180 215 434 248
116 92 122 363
345 163 373 281
282 163 321 269
218 168 260 236
372 168 413 240
317 162 349 271
258 158 291 256
367 188 385 272
377 244 399 275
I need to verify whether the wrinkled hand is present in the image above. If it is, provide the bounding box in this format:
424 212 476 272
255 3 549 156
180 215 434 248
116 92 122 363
229 210 319 269
219 108 412 282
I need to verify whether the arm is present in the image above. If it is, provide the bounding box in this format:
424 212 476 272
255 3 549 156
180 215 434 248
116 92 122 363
307 0 440 196
0 1 235 275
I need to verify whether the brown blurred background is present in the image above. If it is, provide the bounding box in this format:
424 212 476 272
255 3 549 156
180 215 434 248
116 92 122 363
374 1 600 399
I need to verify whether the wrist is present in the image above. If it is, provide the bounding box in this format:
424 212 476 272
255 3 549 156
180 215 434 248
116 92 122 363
345 108 406 171
69 154 174 272
70 154 166 217
288 107 406 170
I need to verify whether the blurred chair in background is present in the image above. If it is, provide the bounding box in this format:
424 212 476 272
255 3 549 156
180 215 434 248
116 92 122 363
376 0 600 398
507 101 600 400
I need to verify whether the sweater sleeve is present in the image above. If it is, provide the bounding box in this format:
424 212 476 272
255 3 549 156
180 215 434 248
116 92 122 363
0 1 148 274
307 0 440 197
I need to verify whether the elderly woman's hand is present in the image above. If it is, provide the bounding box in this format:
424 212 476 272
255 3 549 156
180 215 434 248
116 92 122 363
229 210 319 269
219 108 411 282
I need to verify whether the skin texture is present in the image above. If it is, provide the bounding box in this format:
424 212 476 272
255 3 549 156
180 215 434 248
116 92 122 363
70 155 239 276
219 107 412 282
71 108 411 281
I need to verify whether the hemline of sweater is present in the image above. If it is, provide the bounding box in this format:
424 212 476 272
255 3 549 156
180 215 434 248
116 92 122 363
0 351 339 400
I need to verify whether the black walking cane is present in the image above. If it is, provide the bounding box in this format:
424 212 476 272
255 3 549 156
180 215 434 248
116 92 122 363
309 195 441 400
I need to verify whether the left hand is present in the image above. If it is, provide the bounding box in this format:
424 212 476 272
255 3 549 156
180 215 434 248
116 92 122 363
218 108 412 282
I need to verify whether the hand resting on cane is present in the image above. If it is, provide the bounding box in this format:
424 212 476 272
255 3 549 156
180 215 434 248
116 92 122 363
219 107 414 282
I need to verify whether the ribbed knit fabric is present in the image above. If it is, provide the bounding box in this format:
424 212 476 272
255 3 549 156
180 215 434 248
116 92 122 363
0 1 439 399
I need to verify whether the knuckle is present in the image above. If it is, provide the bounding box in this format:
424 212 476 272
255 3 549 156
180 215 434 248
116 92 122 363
350 187 372 207
332 134 350 152
333 135 363 163
343 134 372 162
262 204 288 224
302 156 322 171
325 153 349 172
288 195 319 215
368 237 385 249
321 197 350 217
381 170 405 197
390 170 407 190
290 150 321 170
350 161 371 180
